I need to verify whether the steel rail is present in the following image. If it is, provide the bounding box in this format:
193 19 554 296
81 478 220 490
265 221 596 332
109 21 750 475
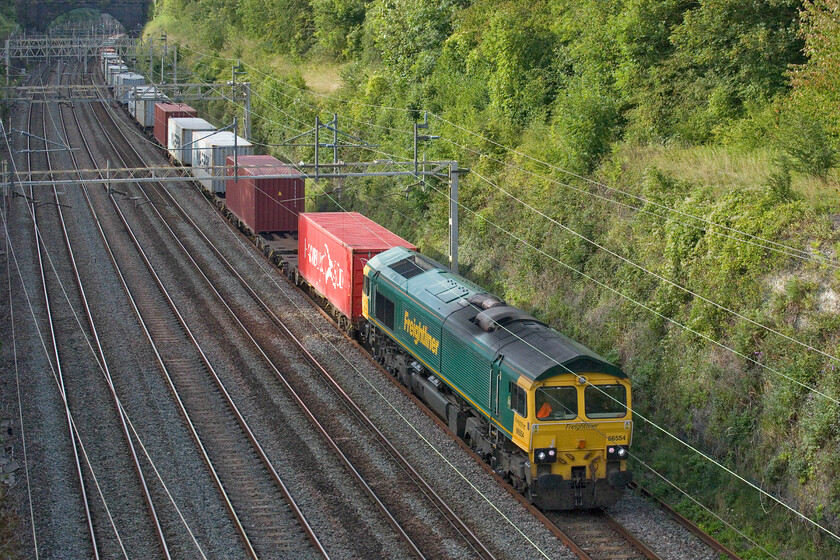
85 80 491 559
271 260 669 560
548 509 661 560
24 62 100 560
153 182 500 560
629 482 742 560
51 59 172 559
83 72 328 559
130 183 429 559
74 76 260 560
601 510 661 559
89 71 435 560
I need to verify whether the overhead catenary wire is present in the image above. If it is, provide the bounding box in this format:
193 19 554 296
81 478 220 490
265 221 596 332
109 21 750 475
174 39 840 270
431 113 837 267
300 121 840 409
120 52 558 552
412 174 840 542
279 111 840 544
158 60 441 252
4 176 40 560
191 59 840 412
326 137 840 545
466 167 840 370
94 60 426 258
62 38 824 552
5 204 130 559
199 145 793 551
224 114 807 549
170 43 840 420
184 175 555 560
629 455 780 560
103 38 840 546
27 72 104 558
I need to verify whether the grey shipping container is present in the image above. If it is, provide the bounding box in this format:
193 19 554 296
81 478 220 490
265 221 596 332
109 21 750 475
192 131 253 193
107 64 128 87
129 86 162 128
104 58 124 78
100 53 118 74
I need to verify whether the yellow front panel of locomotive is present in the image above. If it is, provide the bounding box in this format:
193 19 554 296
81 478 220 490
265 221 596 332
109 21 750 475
527 374 632 480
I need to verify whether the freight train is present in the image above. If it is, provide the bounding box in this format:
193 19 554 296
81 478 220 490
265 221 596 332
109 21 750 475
98 51 633 509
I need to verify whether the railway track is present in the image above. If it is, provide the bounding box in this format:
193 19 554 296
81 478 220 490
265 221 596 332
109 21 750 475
85 61 502 560
69 61 328 559
547 510 658 560
48 59 177 559
22 61 103 559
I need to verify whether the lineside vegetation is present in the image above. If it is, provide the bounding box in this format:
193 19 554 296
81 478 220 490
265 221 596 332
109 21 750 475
146 0 840 557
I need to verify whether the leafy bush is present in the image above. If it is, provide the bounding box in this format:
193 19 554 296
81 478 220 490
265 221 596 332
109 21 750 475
775 112 837 179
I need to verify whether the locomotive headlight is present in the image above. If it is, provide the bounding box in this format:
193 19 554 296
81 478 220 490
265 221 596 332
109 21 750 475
534 448 557 464
606 444 630 461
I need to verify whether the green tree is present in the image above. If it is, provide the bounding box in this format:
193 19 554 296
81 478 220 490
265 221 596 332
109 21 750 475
364 0 461 83
238 0 313 54
788 0 840 140
313 0 369 58
626 0 804 142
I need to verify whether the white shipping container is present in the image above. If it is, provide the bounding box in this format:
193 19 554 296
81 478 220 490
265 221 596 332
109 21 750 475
115 73 146 104
130 86 163 128
107 64 128 87
168 118 215 165
193 131 253 193
100 53 118 74
134 86 169 127
104 58 123 77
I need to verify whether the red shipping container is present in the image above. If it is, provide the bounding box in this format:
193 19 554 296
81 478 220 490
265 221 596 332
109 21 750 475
225 155 304 233
153 103 197 146
298 212 416 321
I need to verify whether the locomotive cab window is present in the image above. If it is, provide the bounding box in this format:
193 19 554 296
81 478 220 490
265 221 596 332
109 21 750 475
584 384 627 418
535 386 577 421
509 382 527 418
374 291 395 330
363 275 370 296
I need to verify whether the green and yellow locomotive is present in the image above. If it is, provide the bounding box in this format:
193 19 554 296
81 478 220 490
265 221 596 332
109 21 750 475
361 247 632 509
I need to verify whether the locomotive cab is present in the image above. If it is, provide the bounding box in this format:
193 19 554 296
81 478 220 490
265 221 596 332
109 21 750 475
516 373 633 509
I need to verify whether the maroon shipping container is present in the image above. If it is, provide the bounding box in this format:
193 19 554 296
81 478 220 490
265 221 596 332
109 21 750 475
153 103 197 146
225 155 304 233
298 213 416 321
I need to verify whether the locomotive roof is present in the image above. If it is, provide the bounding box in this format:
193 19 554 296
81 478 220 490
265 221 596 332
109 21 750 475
490 320 625 381
369 247 625 381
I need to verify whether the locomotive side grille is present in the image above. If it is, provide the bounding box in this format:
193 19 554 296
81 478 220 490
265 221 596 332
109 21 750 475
442 328 492 410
